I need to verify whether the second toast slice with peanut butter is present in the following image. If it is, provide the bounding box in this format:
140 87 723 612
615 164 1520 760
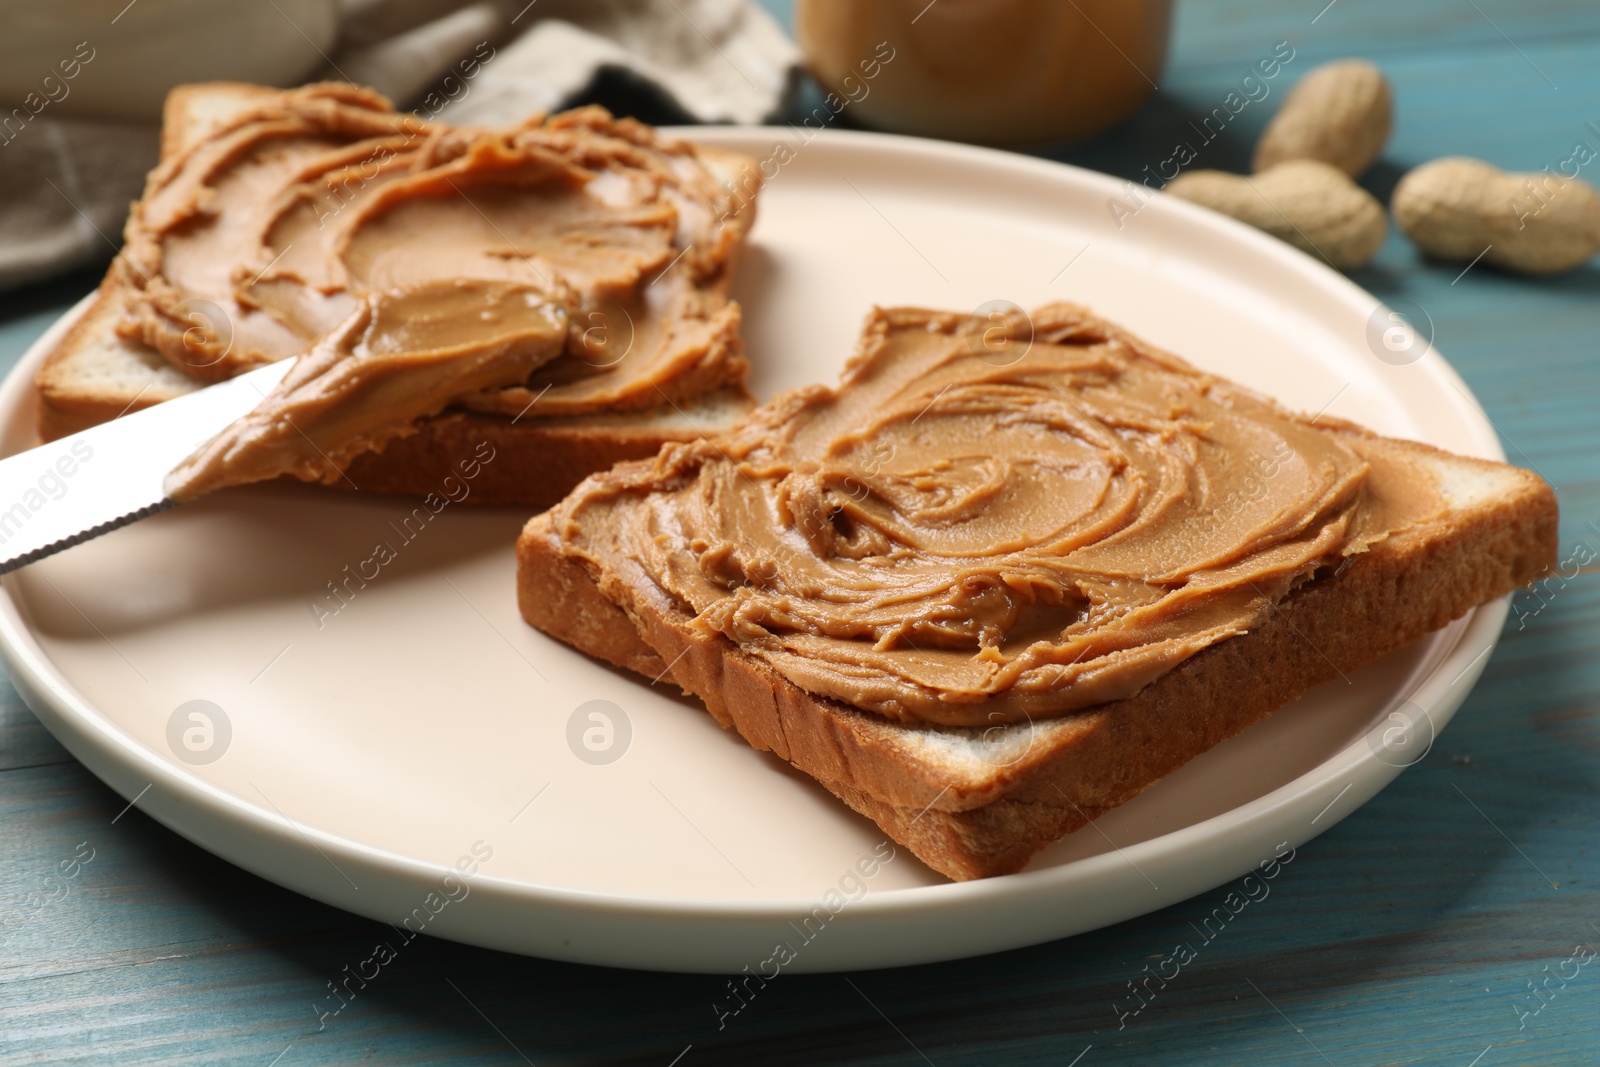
518 303 1558 880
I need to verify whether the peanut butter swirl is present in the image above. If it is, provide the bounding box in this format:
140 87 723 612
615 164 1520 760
557 305 1447 725
117 84 751 415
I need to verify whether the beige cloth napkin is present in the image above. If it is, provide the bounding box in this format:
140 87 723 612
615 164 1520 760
0 0 797 293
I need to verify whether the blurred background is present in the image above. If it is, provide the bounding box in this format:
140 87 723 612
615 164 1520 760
5 0 1594 292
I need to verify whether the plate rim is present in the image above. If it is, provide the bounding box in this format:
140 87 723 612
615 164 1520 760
0 126 1510 969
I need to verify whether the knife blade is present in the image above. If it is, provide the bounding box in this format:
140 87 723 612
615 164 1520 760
0 359 295 575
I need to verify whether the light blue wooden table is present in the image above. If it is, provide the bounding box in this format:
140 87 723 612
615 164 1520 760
3 1 1598 1063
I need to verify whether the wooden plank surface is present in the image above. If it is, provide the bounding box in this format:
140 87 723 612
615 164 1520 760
2 1 1598 1063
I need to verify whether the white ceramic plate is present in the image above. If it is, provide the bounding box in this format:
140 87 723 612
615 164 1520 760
0 128 1505 973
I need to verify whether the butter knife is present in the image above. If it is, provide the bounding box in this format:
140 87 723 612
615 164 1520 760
0 360 294 575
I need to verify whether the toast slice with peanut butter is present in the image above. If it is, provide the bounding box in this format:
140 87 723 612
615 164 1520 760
34 82 760 507
518 303 1558 880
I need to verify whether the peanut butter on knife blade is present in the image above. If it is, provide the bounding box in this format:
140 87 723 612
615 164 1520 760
165 280 565 501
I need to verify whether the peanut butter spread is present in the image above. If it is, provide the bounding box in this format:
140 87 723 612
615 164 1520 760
119 85 751 418
165 280 567 501
557 305 1448 726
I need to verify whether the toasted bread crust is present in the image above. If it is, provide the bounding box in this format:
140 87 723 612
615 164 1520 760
338 405 751 508
160 81 287 159
518 439 1557 880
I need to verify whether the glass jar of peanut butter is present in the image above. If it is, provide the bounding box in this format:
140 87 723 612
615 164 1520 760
795 0 1173 145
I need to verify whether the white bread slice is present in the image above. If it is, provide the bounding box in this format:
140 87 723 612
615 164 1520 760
33 83 760 507
517 315 1559 881
35 282 199 436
